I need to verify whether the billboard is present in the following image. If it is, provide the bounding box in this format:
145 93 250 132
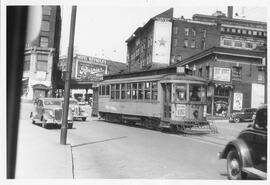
152 19 172 65
251 83 265 108
76 61 107 81
213 67 231 82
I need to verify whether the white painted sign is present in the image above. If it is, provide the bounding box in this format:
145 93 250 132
152 20 172 65
175 104 186 117
251 83 265 108
233 92 243 110
213 67 231 82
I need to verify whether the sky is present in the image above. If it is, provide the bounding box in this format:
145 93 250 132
59 1 267 64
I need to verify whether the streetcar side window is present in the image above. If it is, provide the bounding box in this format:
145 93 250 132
111 84 116 99
132 82 138 100
101 85 105 95
175 84 187 101
121 83 126 99
151 81 158 100
115 84 120 99
106 85 110 96
126 83 131 99
98 85 101 96
144 82 151 100
138 82 144 100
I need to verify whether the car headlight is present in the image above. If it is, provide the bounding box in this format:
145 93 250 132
49 110 54 117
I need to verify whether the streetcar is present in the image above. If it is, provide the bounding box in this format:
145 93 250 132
94 66 213 134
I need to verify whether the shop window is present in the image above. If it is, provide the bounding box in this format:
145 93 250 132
144 82 151 100
184 28 189 36
232 66 242 79
175 84 186 101
111 84 116 99
151 81 158 100
115 84 120 99
121 84 126 99
214 87 229 97
138 82 144 100
132 83 137 100
24 55 30 71
126 83 131 99
41 21 50 31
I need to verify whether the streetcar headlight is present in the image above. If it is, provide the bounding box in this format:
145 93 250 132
49 110 54 118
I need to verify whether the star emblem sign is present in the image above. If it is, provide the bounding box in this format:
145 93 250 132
158 37 166 47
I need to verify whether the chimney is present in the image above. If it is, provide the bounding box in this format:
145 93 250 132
227 6 233 18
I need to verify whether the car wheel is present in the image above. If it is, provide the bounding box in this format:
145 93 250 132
42 120 47 129
227 149 247 180
233 117 240 123
82 117 86 121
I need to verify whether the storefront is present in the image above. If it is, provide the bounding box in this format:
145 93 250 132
32 84 51 99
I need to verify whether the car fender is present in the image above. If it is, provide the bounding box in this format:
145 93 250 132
220 139 253 168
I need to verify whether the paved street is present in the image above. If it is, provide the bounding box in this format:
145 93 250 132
17 102 251 179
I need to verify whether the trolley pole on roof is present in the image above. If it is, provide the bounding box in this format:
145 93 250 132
60 6 77 145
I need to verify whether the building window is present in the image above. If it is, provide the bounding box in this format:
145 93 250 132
192 28 196 37
245 42 253 49
184 40 188 48
247 30 252 35
41 21 50 31
221 27 225 32
226 28 230 32
242 30 247 34
36 54 48 72
234 41 243 48
258 31 263 36
263 32 267 37
232 66 242 79
24 55 30 71
201 39 205 49
40 37 49 48
237 29 241 34
173 26 178 34
231 28 236 33
202 29 206 38
190 40 196 48
173 38 178 47
223 39 232 46
42 6 51 15
184 28 189 36
253 31 258 36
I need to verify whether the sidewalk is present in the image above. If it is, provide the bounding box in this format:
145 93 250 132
15 102 73 179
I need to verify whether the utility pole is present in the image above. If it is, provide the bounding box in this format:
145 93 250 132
60 6 77 145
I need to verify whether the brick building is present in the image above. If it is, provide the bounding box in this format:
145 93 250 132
21 6 62 100
126 7 267 72
178 46 266 117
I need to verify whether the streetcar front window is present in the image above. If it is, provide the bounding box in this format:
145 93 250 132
175 84 187 101
189 85 206 102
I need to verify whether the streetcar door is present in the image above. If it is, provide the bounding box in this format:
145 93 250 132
162 83 172 119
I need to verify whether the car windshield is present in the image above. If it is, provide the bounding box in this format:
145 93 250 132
44 100 61 106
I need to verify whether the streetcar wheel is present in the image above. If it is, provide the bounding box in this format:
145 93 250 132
233 117 240 123
226 149 247 180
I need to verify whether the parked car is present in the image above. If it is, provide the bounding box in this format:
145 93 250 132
65 98 88 121
219 104 267 180
229 108 257 123
30 98 74 129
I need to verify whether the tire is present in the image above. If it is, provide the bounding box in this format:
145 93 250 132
82 117 86 121
68 124 73 129
226 149 247 180
42 121 47 129
233 117 240 123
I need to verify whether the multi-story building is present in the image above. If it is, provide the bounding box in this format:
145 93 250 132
126 7 267 72
58 54 127 102
21 6 62 100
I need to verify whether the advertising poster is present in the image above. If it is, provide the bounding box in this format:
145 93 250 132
233 92 243 110
213 67 231 82
77 61 107 81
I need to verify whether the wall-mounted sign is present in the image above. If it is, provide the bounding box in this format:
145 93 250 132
175 104 186 117
233 92 243 110
76 54 106 65
213 67 231 82
76 61 107 81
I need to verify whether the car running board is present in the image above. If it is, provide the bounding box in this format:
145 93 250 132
242 167 267 180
